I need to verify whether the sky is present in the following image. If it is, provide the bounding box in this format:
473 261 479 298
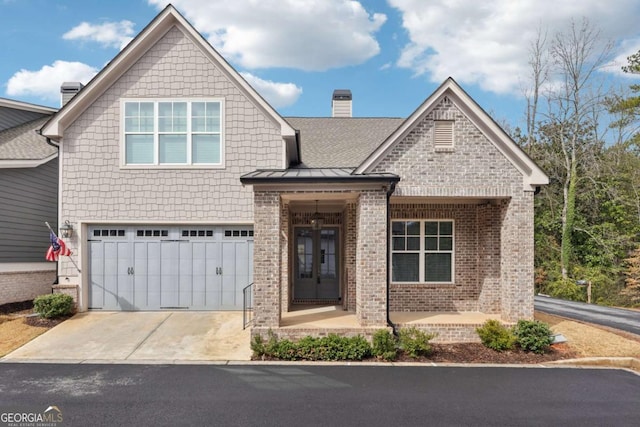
1 0 639 131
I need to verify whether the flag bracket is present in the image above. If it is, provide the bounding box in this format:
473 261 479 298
45 222 81 273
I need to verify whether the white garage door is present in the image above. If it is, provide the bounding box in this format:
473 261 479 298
88 225 253 310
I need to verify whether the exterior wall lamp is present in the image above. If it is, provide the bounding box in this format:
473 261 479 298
60 220 74 239
310 200 323 230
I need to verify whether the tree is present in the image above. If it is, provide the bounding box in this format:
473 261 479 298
544 19 613 279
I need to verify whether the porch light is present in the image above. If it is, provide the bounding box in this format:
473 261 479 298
60 220 74 239
311 200 323 230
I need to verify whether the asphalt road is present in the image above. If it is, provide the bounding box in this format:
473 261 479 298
1 364 639 426
535 295 640 336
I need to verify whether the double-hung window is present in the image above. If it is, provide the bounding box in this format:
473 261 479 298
123 99 222 166
391 220 454 283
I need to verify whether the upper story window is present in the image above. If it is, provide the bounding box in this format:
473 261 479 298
122 99 223 167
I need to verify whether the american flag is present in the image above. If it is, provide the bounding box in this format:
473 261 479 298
46 230 71 262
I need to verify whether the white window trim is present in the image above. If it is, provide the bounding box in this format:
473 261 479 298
390 219 455 285
119 98 225 169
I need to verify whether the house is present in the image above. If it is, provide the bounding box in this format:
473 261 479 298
40 5 548 342
0 98 58 306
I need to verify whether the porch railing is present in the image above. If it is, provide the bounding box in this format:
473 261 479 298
242 282 254 330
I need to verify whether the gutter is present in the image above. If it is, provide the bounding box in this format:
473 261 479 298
386 180 398 335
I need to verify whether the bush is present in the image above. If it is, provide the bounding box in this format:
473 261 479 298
513 320 553 354
251 332 371 361
398 327 435 358
476 319 516 352
372 329 397 361
33 293 74 319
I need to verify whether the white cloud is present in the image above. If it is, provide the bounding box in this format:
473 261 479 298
389 0 640 95
240 72 302 108
148 0 386 71
6 60 98 101
63 20 135 50
605 38 640 78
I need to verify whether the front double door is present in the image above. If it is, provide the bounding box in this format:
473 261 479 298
294 227 340 301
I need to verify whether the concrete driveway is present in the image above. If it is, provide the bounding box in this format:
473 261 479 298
1 311 251 363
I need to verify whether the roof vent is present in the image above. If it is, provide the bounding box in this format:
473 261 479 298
332 89 352 118
60 82 84 107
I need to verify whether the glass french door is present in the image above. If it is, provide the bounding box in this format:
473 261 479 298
293 227 339 300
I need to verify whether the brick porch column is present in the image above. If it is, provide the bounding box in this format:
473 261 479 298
253 190 281 329
500 190 535 321
355 189 388 327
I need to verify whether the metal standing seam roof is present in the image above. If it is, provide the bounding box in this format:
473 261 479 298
284 117 405 168
0 117 56 160
240 168 399 184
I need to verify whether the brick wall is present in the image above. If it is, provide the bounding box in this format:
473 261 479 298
356 189 388 327
58 25 284 279
373 97 535 320
0 270 55 305
253 191 281 328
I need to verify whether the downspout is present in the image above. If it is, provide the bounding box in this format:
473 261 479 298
42 132 60 285
386 180 398 335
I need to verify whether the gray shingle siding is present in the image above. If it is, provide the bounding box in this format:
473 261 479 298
0 106 48 132
0 158 58 262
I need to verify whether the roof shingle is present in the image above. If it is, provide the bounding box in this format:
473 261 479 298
285 117 404 168
0 117 56 161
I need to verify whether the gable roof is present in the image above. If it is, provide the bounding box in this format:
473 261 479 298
0 117 57 168
355 78 549 190
40 4 295 143
285 117 403 168
0 98 57 115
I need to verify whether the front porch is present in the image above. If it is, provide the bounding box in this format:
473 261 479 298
273 305 507 343
243 174 534 344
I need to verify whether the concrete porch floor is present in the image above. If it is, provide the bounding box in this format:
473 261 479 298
280 305 503 328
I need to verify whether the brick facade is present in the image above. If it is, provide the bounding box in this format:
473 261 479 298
0 270 56 305
251 97 536 340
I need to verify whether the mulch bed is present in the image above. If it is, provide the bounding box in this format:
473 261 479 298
1 300 71 328
410 342 577 364
254 343 577 364
0 300 33 315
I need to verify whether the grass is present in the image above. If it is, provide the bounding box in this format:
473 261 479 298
0 314 50 357
535 312 640 358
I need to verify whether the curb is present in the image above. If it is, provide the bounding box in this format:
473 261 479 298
547 357 640 372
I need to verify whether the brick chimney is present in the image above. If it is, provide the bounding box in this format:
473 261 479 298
60 82 84 107
332 89 352 117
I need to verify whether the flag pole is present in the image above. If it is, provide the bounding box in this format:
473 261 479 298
45 222 81 273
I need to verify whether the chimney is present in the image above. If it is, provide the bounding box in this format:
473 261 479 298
60 82 84 107
332 89 352 118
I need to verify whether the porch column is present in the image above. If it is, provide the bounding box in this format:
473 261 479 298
500 190 535 321
253 190 281 329
355 189 388 327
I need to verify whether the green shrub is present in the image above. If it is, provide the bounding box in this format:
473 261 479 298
372 329 397 361
476 319 516 352
398 327 435 358
513 320 553 354
251 332 371 361
33 293 74 319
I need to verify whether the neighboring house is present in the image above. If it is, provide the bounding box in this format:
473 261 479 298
40 5 548 342
0 98 58 305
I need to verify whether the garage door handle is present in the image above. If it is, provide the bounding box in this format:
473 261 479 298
127 267 134 275
216 267 223 275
